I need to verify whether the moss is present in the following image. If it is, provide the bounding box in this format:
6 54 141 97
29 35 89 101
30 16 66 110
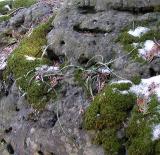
131 75 141 85
126 96 160 155
154 5 160 12
155 141 160 154
84 83 136 129
84 83 136 154
117 20 160 62
4 19 54 109
95 129 121 155
12 0 36 8
0 15 10 22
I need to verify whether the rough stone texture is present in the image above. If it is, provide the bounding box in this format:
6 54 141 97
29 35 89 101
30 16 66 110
0 80 105 155
68 0 160 11
9 2 53 33
47 8 134 64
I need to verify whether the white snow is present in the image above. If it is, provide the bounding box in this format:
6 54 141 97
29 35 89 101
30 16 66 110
132 42 139 48
25 55 36 61
98 67 111 74
4 4 11 11
35 65 60 75
0 55 7 70
130 75 160 100
111 80 132 84
152 124 160 141
128 27 150 37
138 40 155 58
0 61 7 70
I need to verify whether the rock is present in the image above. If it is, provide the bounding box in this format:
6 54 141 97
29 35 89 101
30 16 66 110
47 7 134 64
69 0 160 12
0 79 104 154
9 2 53 32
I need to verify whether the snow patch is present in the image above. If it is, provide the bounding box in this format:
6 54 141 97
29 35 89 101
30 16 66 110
138 40 155 57
140 40 160 60
25 55 36 61
152 124 160 141
128 27 150 37
98 67 111 74
111 80 132 84
0 55 7 70
4 4 11 11
111 76 160 101
35 65 60 74
130 75 160 100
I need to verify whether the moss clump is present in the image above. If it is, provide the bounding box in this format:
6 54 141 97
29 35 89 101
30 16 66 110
94 129 121 155
5 19 54 109
126 96 160 155
131 75 141 85
12 0 36 8
84 82 136 154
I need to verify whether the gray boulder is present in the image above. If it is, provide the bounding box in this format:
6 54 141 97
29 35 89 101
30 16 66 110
47 8 134 64
69 0 160 11
9 2 53 31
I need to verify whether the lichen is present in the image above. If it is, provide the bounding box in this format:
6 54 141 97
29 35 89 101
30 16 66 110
4 18 55 109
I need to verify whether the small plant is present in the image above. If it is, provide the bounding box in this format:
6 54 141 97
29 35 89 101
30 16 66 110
74 66 111 99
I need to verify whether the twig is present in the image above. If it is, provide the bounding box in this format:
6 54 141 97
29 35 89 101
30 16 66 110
7 7 25 16
41 43 54 59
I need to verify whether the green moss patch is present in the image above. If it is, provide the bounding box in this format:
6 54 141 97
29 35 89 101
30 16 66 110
84 82 136 154
0 15 10 22
4 19 55 109
131 75 141 85
126 96 160 155
12 0 36 8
